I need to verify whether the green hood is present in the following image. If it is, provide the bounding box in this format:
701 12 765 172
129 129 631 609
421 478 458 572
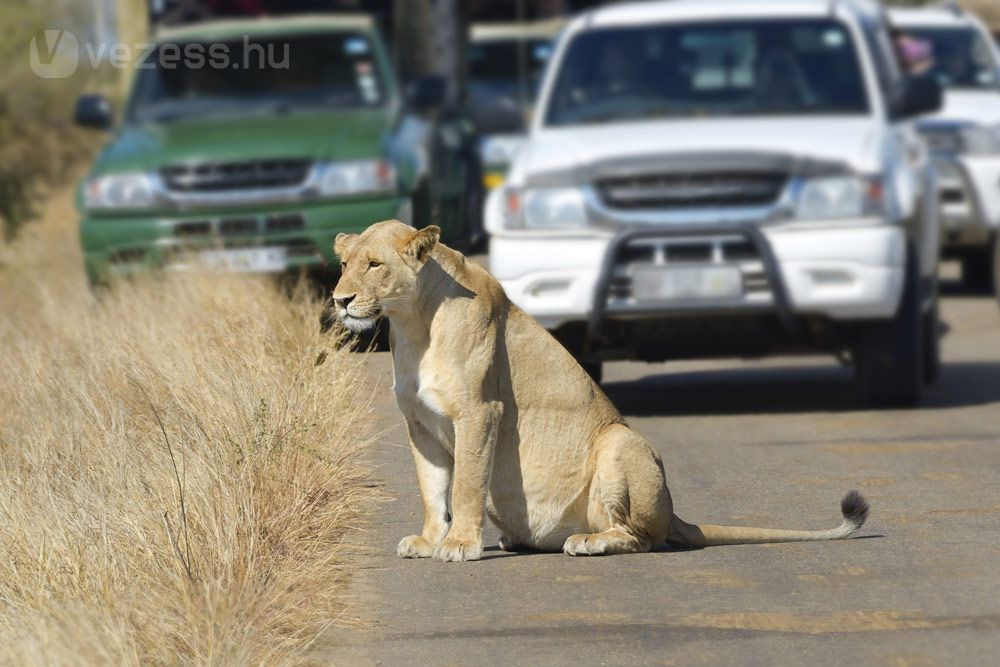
93 108 393 174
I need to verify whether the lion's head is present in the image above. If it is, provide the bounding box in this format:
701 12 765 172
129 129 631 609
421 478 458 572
331 220 440 332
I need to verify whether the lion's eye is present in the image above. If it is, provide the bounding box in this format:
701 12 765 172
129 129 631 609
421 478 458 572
368 260 382 269
340 261 348 270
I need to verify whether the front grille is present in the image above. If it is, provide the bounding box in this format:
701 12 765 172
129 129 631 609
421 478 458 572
608 236 772 303
597 172 786 210
172 213 306 237
218 217 258 235
161 159 313 192
941 188 965 204
174 220 211 237
265 214 306 233
612 238 763 266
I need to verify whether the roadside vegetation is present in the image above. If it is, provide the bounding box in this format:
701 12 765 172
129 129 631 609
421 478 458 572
0 185 376 664
0 0 146 240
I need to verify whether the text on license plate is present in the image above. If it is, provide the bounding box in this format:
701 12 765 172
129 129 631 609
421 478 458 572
631 265 743 302
197 247 288 273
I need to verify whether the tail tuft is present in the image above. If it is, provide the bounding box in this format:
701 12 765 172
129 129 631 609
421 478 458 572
840 490 869 528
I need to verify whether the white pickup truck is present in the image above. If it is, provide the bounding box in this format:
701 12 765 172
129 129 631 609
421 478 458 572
485 0 943 407
889 4 1000 292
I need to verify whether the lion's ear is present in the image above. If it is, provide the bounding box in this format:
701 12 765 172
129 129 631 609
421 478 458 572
334 232 358 257
399 225 440 265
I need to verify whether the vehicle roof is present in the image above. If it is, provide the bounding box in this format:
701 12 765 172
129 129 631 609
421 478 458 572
888 6 977 29
154 13 375 42
471 19 566 42
583 0 877 26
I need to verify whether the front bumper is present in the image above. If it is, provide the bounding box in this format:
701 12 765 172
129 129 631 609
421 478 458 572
489 222 906 331
934 154 1000 248
80 196 407 284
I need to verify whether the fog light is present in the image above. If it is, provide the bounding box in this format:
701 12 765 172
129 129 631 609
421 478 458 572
810 269 854 285
529 279 571 297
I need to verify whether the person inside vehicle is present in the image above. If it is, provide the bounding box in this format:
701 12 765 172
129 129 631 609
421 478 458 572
892 31 934 75
755 47 811 110
590 38 652 103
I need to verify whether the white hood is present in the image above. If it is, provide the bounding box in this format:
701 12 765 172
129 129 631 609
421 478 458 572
924 90 1000 126
515 117 883 181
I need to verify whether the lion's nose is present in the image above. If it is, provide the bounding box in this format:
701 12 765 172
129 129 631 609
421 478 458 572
333 294 355 309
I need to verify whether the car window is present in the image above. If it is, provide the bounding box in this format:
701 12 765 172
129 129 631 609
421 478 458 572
129 32 386 123
470 38 553 86
903 27 999 89
469 38 554 133
546 19 870 126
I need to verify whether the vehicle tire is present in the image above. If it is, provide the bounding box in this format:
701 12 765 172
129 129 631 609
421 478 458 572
993 233 1000 304
922 299 941 385
961 247 994 292
461 153 486 252
854 249 923 408
580 361 603 385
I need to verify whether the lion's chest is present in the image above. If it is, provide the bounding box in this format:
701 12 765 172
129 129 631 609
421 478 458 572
392 345 455 451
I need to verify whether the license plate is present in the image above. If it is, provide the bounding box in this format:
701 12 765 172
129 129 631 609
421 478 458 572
631 265 743 302
197 247 288 273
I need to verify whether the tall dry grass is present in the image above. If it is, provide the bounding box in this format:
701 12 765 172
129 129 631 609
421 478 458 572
0 186 375 664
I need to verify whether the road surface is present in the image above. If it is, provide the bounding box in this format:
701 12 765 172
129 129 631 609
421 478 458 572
330 276 1000 666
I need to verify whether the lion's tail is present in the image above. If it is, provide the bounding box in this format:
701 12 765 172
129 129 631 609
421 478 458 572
666 491 869 548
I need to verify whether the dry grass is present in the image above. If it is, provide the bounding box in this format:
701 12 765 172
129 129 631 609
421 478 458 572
0 185 376 665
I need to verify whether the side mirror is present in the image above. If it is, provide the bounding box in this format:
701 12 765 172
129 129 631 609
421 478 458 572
406 75 447 113
891 74 942 121
74 94 113 130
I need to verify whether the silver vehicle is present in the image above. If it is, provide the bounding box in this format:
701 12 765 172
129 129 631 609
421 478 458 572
890 3 1000 292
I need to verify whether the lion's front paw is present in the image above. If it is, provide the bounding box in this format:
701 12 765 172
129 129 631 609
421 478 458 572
434 535 482 562
396 535 435 559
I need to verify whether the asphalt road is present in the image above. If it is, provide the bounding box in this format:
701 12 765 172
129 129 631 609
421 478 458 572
330 272 1000 667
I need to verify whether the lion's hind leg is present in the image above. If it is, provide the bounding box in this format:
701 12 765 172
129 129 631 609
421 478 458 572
562 424 672 557
563 527 648 556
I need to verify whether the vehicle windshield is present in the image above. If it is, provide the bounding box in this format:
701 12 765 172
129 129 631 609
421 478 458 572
469 37 554 133
129 33 386 124
470 38 553 94
546 20 870 126
905 27 999 90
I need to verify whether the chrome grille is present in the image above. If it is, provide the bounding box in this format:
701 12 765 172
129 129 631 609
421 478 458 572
608 236 772 303
171 213 305 237
161 159 313 192
597 172 786 210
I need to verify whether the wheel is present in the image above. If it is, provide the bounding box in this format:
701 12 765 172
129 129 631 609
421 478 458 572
854 249 923 408
960 247 994 292
922 299 941 385
580 361 603 385
461 153 486 252
993 233 1000 303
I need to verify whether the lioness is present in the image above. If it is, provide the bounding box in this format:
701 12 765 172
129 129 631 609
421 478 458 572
333 220 869 561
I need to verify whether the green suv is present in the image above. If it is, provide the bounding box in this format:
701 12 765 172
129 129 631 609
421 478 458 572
74 14 480 285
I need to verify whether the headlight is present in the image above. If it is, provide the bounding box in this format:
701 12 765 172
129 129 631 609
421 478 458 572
961 124 1000 155
84 172 158 211
479 135 524 168
502 187 588 229
317 159 396 197
794 175 883 221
